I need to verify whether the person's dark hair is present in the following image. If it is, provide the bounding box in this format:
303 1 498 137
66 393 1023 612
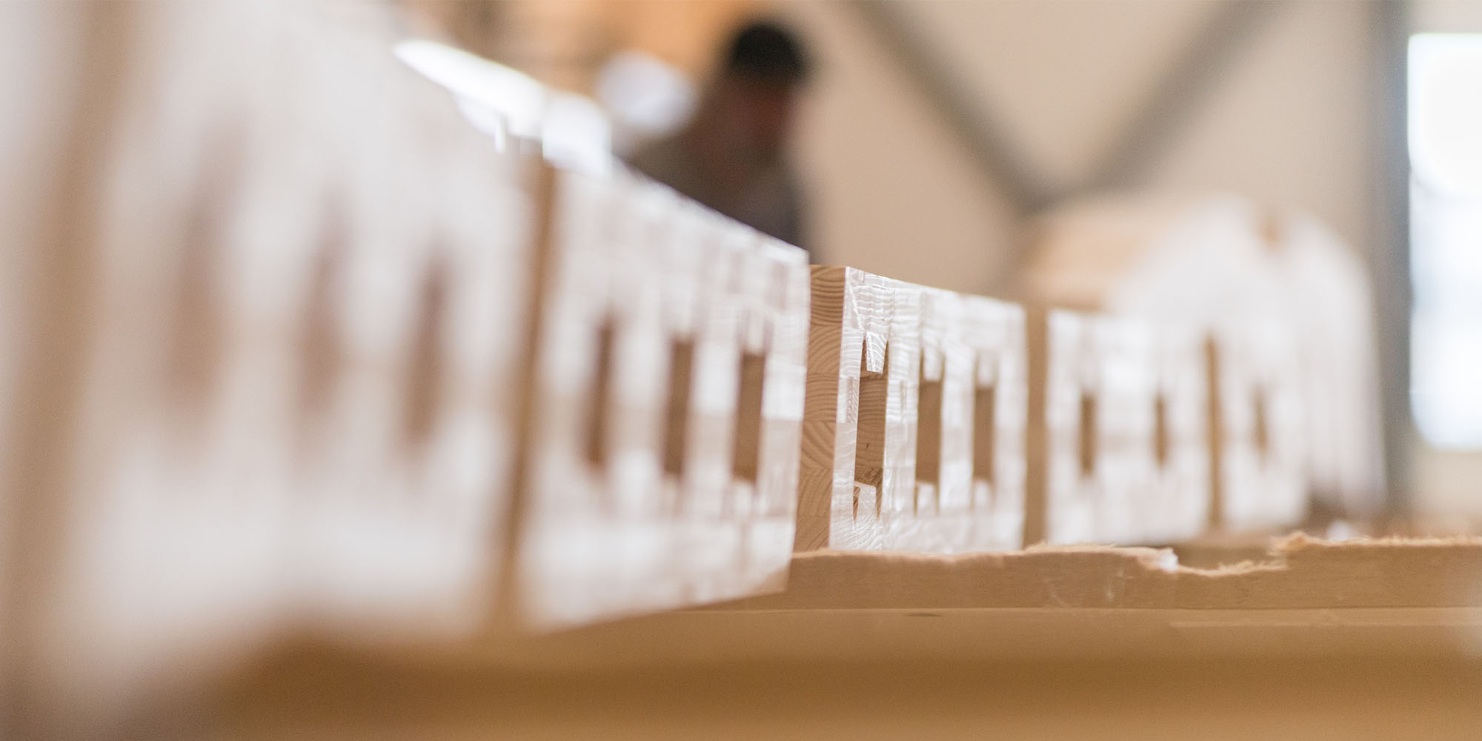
722 20 811 85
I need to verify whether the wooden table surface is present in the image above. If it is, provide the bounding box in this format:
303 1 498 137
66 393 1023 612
186 537 1482 739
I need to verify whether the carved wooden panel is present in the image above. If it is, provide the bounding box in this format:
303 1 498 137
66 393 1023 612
1027 309 1211 546
1209 323 1308 532
1027 194 1369 518
904 289 1027 552
1139 326 1210 544
796 272 1030 554
0 3 531 730
515 167 809 628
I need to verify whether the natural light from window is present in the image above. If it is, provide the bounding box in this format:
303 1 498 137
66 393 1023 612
1410 33 1482 448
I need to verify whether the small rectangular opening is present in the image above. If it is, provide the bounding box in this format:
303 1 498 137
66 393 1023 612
662 337 695 479
296 225 344 440
1079 392 1099 478
1252 387 1271 459
1154 394 1170 467
855 346 889 518
915 362 943 516
584 320 617 468
732 351 766 484
971 382 997 495
403 264 447 451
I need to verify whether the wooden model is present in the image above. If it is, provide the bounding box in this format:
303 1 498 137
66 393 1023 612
1139 326 1211 544
908 288 1028 552
1025 309 1208 546
795 271 1029 554
1024 193 1375 517
795 267 922 552
0 3 1365 738
0 3 536 732
1208 323 1308 532
513 165 809 628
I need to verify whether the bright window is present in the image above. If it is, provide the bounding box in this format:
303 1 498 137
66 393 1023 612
1410 34 1482 448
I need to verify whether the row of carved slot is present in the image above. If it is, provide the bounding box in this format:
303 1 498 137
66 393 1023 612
796 268 1305 554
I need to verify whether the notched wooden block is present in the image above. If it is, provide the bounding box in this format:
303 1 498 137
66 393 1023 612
1140 325 1210 544
1026 309 1210 546
1208 323 1307 533
904 289 1027 552
796 267 920 552
2 4 534 722
733 234 809 591
516 166 809 628
797 273 1030 554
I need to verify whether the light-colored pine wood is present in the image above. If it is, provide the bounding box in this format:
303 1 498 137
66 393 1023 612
1025 308 1206 546
1024 193 1377 518
1140 325 1211 543
0 3 532 731
797 273 1026 554
0 4 1366 737
514 167 810 628
902 289 1027 552
796 267 919 552
735 234 811 593
1208 323 1308 532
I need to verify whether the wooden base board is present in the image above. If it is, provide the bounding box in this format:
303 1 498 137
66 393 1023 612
194 535 1482 738
256 535 1482 672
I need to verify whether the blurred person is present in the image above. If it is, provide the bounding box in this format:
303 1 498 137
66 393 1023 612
628 20 813 254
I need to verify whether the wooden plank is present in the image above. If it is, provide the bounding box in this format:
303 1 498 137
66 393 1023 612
1024 195 1374 520
293 51 530 634
734 234 810 595
0 4 130 734
230 537 1482 682
515 167 678 627
718 535 1482 613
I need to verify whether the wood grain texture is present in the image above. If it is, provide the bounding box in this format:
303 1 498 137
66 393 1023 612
713 535 1482 613
1026 308 1208 546
516 168 809 628
798 267 934 553
797 274 1028 554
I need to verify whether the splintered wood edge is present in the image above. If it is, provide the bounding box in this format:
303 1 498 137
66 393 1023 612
692 535 1482 612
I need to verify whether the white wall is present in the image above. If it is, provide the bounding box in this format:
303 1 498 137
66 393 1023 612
779 1 1017 293
777 1 1378 297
